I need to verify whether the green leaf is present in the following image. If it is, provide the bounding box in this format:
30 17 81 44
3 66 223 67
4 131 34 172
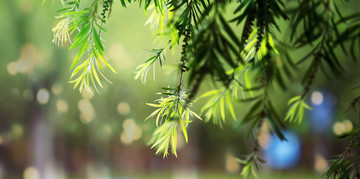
241 163 251 178
145 108 161 121
92 64 103 88
288 96 301 105
146 103 161 107
70 24 91 50
285 97 311 124
199 89 220 99
226 92 236 120
251 164 259 179
180 119 188 143
220 97 225 121
188 109 202 120
92 26 104 52
267 33 279 54
245 71 253 96
71 62 85 78
71 40 88 69
171 130 177 157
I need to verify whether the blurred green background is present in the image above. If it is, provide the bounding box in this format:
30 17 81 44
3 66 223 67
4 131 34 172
1 0 360 178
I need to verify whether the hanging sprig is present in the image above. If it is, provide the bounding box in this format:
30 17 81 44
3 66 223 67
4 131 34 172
241 29 279 62
284 95 312 124
52 0 81 46
324 137 360 178
283 0 358 124
143 0 176 44
146 87 201 157
134 48 165 84
237 145 265 179
144 18 203 157
323 95 360 178
232 0 287 51
199 87 237 127
53 0 116 93
146 28 201 158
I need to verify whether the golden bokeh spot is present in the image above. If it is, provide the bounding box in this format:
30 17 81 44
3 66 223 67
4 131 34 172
10 44 37 75
7 62 18 75
80 113 94 124
16 59 33 73
78 99 92 113
314 154 328 173
117 102 130 115
56 99 69 113
51 84 63 95
24 167 39 179
123 119 136 131
78 99 95 124
36 88 50 105
81 89 94 99
225 152 240 173
133 126 143 140
333 122 344 136
120 131 133 145
333 120 353 136
343 119 353 132
120 119 143 145
258 121 271 149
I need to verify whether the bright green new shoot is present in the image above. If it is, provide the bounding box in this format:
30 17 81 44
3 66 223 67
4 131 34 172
146 88 201 157
285 95 312 124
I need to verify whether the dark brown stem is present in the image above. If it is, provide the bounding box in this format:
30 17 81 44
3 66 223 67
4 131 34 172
301 58 319 99
98 0 113 36
177 27 191 94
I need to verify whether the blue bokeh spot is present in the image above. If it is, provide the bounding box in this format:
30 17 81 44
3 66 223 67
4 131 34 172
264 131 301 169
